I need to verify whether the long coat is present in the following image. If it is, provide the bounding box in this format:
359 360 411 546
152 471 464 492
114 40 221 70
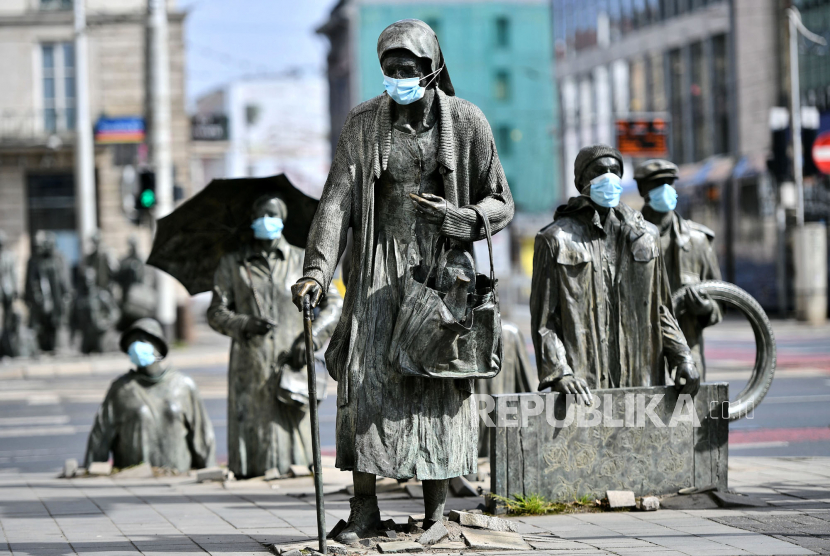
84 368 215 473
530 198 693 391
208 238 342 477
663 212 722 375
302 90 514 477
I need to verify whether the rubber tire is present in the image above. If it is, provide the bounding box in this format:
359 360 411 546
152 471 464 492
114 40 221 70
672 280 776 421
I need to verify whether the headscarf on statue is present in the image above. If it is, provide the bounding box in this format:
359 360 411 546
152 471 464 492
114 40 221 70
376 19 455 97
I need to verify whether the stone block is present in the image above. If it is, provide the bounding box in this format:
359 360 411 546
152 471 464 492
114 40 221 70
712 491 769 508
448 510 518 532
449 475 478 497
326 544 348 556
264 468 281 481
461 529 531 551
276 549 301 556
381 519 397 531
63 458 78 478
195 467 225 482
377 541 424 553
606 490 636 508
289 464 311 477
490 384 729 503
87 461 112 476
115 463 153 479
639 496 660 511
660 492 720 509
417 521 448 545
383 530 397 539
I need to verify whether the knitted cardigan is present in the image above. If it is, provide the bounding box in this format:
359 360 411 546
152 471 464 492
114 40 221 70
302 89 514 403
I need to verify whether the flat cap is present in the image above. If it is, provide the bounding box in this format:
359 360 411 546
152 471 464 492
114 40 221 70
634 159 678 182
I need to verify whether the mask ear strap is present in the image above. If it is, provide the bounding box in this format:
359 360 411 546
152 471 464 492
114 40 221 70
421 65 444 89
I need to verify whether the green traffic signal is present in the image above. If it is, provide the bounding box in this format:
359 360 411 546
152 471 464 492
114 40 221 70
140 189 156 208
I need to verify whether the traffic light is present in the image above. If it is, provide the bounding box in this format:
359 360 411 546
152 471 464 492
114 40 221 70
136 170 156 211
803 127 819 177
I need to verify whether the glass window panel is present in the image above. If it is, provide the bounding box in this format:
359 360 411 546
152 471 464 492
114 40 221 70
496 16 510 48
669 48 685 162
690 41 711 160
63 43 74 69
43 77 55 100
44 109 57 133
496 125 512 156
65 107 76 131
494 70 510 101
64 76 75 100
42 45 54 69
712 34 729 154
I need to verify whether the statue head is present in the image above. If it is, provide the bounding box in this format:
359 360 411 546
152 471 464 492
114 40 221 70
127 235 139 257
250 195 287 242
0 230 6 250
574 144 624 195
377 19 455 100
90 230 102 251
634 159 679 212
82 267 96 292
42 232 57 257
251 195 287 222
120 317 168 375
33 230 48 256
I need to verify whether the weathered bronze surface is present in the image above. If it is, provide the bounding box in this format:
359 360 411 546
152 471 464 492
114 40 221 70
84 230 117 292
208 196 343 478
636 159 722 375
85 319 216 472
489 384 729 503
292 19 513 541
0 230 18 357
530 145 697 400
70 268 119 354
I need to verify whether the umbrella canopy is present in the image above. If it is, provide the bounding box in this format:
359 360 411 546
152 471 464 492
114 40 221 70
147 174 318 295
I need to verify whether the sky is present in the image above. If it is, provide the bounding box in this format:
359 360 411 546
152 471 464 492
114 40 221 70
178 0 340 106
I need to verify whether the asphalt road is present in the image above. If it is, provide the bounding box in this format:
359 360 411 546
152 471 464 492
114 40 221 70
0 363 827 475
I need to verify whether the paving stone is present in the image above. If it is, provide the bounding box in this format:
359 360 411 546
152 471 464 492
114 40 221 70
639 496 660 511
115 462 154 479
449 476 478 497
87 461 112 476
289 465 311 478
62 458 78 478
448 510 518 532
712 491 770 508
461 528 532 551
377 540 424 553
264 468 281 481
383 530 398 539
417 521 448 545
606 490 636 508
195 467 226 482
431 540 466 550
659 493 720 510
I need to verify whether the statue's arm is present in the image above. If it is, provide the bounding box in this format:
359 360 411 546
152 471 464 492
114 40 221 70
530 235 573 391
440 120 514 242
311 282 343 346
700 238 723 327
207 255 249 344
185 379 217 469
83 387 117 467
302 118 356 291
657 254 695 369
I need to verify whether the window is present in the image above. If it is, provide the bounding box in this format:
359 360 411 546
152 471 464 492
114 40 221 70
668 48 685 163
42 43 75 133
712 34 729 154
690 41 711 160
495 16 510 48
494 70 511 101
496 125 512 156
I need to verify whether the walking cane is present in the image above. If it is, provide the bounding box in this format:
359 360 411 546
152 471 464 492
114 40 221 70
303 294 327 554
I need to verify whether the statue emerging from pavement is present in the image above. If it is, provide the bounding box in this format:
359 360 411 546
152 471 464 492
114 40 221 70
0 231 18 358
84 230 117 292
70 267 120 354
635 160 722 377
84 318 215 473
530 145 698 403
292 19 514 542
25 231 69 353
116 236 146 303
208 194 343 478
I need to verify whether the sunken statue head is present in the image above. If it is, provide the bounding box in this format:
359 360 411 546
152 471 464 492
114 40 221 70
634 159 680 213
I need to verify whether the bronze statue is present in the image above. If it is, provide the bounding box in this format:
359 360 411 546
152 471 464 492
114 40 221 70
116 236 146 302
84 318 216 473
635 159 722 376
70 267 120 354
24 231 69 353
292 19 514 542
84 230 117 292
0 231 18 358
208 194 343 478
530 145 697 403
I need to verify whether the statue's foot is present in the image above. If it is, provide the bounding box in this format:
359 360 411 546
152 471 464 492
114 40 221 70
334 495 380 544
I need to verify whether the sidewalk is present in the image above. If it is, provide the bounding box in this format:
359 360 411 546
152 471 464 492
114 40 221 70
0 457 827 556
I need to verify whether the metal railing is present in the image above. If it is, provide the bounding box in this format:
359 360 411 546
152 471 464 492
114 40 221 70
0 109 76 145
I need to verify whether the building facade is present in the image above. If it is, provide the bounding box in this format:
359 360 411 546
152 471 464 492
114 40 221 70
191 73 331 199
0 0 190 282
317 0 561 216
552 0 787 308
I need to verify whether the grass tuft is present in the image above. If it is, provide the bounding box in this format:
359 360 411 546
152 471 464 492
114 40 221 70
492 493 598 516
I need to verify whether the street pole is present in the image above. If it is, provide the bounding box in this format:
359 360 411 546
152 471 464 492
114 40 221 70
789 10 804 228
148 0 176 337
73 0 97 250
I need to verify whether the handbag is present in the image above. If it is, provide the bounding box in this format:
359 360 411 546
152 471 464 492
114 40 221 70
277 354 329 408
388 205 502 379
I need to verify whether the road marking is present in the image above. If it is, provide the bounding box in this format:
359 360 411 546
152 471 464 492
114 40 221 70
731 441 790 449
0 415 70 427
0 426 84 438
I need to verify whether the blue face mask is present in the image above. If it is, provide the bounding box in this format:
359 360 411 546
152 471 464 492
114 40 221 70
648 183 678 213
382 66 443 106
251 216 284 240
128 341 156 368
589 172 623 208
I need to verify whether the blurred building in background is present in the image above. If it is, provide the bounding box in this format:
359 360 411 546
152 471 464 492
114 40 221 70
317 0 560 218
190 72 331 199
0 0 190 282
552 0 830 312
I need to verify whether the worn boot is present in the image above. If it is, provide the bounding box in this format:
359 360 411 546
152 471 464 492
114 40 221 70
335 495 381 543
422 479 449 530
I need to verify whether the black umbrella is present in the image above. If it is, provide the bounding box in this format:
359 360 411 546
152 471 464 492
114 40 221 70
147 174 318 295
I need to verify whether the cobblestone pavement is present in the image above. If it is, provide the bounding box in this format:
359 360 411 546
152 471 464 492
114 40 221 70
0 457 828 555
